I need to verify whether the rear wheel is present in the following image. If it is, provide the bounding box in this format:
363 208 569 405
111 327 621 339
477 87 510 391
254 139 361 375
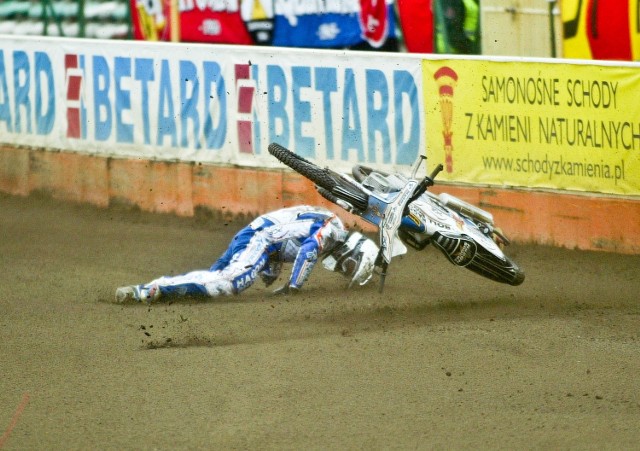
268 143 369 211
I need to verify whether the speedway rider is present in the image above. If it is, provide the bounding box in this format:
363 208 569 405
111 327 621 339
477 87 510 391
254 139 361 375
115 205 379 303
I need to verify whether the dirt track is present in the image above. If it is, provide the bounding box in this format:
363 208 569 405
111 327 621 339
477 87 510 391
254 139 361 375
1 192 639 450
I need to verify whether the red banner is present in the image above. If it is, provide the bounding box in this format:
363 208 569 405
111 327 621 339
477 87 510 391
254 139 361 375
397 0 433 53
563 0 638 61
130 0 252 45
360 0 390 48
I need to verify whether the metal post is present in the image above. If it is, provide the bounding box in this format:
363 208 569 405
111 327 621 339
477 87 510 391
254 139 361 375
41 0 64 37
170 0 180 42
125 0 134 39
78 0 86 38
547 0 557 58
41 0 48 36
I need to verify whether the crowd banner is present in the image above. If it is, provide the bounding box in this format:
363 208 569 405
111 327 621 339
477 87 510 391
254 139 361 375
0 36 425 175
129 0 398 49
562 0 640 61
423 57 640 196
130 0 253 44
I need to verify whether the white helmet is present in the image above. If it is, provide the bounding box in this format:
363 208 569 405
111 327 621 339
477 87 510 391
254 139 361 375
322 232 379 288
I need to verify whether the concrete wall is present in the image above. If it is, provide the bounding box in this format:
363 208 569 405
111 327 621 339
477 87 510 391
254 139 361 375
2 145 638 254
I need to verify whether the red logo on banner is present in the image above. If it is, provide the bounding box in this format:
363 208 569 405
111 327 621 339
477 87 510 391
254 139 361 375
434 66 458 173
65 54 83 139
235 64 255 154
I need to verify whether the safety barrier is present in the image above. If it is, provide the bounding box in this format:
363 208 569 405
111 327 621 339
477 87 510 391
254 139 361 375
1 145 638 254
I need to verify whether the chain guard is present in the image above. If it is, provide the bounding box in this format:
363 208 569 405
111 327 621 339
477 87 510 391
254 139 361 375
398 229 430 251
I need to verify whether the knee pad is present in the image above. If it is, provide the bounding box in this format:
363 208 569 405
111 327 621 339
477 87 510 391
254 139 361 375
204 280 234 297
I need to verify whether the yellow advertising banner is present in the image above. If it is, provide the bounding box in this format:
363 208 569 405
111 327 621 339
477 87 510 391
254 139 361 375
423 59 640 196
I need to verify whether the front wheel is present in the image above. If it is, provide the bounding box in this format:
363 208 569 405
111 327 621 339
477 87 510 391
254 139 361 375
268 143 369 211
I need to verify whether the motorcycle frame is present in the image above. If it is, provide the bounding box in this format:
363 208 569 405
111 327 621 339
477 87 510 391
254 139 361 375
355 156 430 293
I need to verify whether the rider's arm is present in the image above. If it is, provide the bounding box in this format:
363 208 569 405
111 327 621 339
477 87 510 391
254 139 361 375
287 216 343 290
259 252 283 287
273 214 346 294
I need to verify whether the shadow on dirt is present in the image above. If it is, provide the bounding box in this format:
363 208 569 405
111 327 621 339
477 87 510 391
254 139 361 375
134 292 565 350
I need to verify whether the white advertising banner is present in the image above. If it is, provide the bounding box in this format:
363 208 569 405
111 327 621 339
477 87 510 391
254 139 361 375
0 36 425 173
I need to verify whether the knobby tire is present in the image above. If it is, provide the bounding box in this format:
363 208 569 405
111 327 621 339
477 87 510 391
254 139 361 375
268 143 368 211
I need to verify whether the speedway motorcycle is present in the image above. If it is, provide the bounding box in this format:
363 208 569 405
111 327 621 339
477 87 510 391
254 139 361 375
268 142 525 292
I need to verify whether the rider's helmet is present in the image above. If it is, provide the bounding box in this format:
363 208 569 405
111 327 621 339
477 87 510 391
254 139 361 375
322 232 379 287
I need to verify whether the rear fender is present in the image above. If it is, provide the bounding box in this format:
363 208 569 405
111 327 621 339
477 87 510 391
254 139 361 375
431 232 478 267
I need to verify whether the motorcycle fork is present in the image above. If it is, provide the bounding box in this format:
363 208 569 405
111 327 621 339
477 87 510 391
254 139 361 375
378 261 389 294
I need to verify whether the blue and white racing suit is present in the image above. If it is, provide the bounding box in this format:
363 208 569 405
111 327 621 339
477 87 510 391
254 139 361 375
143 206 348 298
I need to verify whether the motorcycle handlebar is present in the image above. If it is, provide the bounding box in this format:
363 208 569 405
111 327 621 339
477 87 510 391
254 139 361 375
429 163 444 182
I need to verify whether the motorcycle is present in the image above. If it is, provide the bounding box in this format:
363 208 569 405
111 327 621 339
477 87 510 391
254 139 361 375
268 142 525 292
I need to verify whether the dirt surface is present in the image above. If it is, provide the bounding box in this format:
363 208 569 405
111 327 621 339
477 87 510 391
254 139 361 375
1 192 639 450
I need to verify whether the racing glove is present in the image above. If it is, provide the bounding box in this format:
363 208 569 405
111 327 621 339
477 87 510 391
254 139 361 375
260 255 283 287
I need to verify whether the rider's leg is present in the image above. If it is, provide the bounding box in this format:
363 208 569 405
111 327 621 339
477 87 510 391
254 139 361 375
215 235 271 294
145 270 234 298
145 233 272 299
209 225 256 271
